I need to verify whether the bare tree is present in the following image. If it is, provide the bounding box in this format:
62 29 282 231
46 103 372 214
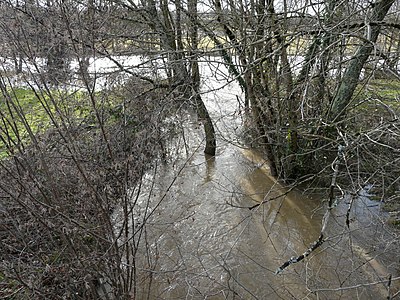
1 0 399 299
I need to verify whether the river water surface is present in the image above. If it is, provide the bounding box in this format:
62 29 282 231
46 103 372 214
2 52 398 299
109 58 400 299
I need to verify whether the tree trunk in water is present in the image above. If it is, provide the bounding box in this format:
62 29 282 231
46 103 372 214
189 0 216 156
196 94 217 156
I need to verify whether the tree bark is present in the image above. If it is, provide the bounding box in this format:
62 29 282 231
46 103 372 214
188 0 216 156
195 94 217 156
328 0 395 122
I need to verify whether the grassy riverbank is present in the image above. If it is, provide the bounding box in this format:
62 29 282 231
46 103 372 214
0 87 120 158
350 78 400 225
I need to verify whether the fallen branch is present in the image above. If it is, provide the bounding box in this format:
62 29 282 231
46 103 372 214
275 233 325 274
275 143 345 274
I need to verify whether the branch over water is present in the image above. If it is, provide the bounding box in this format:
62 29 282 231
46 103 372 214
275 144 345 274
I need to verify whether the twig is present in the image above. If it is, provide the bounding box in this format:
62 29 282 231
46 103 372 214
311 275 400 293
387 274 392 300
0 287 24 299
346 193 356 228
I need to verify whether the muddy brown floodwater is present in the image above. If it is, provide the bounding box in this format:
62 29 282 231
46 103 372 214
115 60 400 299
130 128 399 299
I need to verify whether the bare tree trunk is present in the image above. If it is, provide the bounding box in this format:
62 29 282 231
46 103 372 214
188 0 216 156
195 93 217 156
328 0 395 122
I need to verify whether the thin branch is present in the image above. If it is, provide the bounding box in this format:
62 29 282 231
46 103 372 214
311 275 400 293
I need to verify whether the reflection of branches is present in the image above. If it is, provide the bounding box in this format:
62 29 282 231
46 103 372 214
247 185 296 210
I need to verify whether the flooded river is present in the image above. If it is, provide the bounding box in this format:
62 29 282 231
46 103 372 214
111 59 400 299
130 136 399 299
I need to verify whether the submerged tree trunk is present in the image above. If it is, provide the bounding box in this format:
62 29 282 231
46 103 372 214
189 0 216 156
195 94 217 156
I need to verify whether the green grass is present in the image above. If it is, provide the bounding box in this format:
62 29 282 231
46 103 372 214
0 88 45 157
0 88 120 158
351 78 400 120
364 78 400 100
